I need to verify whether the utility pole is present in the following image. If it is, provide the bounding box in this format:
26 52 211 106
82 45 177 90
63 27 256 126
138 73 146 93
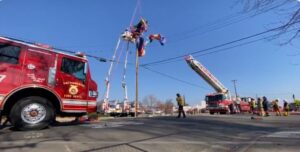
232 80 238 99
135 49 139 117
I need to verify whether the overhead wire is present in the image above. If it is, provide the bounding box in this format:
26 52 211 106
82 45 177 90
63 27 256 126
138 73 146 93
168 14 253 44
142 66 210 90
140 29 297 90
143 33 276 66
167 0 287 44
141 24 287 67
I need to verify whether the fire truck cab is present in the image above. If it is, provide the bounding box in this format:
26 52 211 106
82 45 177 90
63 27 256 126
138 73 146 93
205 93 232 114
0 36 98 130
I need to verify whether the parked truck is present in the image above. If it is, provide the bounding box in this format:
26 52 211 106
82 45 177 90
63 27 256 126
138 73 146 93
99 100 135 117
185 55 250 114
0 36 98 130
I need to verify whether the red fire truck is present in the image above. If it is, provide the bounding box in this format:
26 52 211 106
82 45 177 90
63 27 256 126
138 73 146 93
185 55 250 114
0 36 98 130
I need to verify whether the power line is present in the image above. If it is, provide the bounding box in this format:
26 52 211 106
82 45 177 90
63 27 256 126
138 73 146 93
168 13 255 44
142 28 297 67
141 25 285 67
143 35 272 66
168 13 243 39
140 29 298 94
142 66 210 90
167 1 286 44
0 35 134 65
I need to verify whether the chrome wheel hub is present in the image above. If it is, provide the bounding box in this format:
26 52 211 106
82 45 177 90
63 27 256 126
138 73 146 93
21 103 46 124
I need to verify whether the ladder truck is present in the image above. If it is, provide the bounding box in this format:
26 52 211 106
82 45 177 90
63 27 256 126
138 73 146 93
185 55 250 114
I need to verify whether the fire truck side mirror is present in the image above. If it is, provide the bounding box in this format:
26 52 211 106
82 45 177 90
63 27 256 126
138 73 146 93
84 62 88 74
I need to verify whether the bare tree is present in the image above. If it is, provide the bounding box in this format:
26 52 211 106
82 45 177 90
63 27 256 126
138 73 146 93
164 99 174 114
242 0 300 44
157 101 165 112
142 95 160 114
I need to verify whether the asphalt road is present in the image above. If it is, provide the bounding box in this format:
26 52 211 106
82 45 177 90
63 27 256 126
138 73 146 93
1 114 300 152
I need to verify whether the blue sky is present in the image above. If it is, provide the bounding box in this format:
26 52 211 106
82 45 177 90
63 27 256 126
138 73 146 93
0 0 299 105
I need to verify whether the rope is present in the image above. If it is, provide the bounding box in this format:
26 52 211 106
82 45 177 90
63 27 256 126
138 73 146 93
129 0 141 26
102 0 141 107
113 0 141 80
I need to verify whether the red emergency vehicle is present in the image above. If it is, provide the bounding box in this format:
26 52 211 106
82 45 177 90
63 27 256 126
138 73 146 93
185 55 250 114
0 36 98 130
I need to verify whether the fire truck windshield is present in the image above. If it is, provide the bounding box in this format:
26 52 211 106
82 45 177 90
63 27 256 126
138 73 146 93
206 94 226 102
61 57 86 82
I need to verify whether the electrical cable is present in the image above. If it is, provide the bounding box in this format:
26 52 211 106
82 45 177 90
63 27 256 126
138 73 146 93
142 66 210 90
141 25 286 67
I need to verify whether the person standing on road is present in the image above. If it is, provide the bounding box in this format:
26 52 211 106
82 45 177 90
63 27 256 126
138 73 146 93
235 97 241 114
257 97 264 116
283 99 289 116
250 98 256 114
176 93 186 118
272 99 281 116
262 96 269 116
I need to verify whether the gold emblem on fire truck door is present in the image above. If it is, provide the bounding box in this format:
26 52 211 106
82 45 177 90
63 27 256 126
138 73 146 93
69 85 79 95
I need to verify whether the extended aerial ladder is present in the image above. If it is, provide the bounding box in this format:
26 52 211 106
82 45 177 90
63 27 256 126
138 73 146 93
185 55 239 114
185 55 230 98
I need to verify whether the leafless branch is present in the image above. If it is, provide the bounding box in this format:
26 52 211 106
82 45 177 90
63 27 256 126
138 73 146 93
242 0 300 43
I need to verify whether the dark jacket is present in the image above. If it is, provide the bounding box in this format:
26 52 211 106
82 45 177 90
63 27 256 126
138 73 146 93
262 97 268 109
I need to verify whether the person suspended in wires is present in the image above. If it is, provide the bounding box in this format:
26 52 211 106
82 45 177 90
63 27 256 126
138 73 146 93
121 18 165 57
121 18 148 43
131 18 148 38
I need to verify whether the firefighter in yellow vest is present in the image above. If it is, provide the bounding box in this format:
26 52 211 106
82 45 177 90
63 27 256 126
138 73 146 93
250 98 256 114
257 97 264 116
283 99 289 116
273 99 281 116
176 93 186 118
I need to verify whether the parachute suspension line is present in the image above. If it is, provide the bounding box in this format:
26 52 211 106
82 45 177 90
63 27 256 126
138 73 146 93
137 0 142 20
103 37 122 109
101 0 142 112
122 42 130 110
129 0 141 26
113 0 141 75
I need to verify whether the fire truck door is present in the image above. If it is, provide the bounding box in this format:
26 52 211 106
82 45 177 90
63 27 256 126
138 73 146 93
56 56 88 110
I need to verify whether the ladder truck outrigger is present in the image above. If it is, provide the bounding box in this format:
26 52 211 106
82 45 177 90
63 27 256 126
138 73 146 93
185 55 250 114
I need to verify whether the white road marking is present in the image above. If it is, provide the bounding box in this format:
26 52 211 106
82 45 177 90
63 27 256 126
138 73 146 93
266 131 300 138
64 145 72 152
80 121 144 129
23 132 44 139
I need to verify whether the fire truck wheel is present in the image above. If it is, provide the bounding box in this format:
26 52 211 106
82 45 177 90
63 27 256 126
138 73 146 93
9 96 55 131
209 111 215 115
